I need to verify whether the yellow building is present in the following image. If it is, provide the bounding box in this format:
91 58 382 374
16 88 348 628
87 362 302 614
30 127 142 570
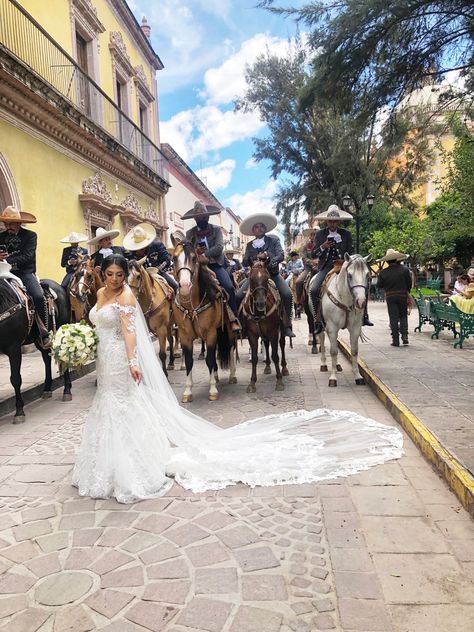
0 0 169 279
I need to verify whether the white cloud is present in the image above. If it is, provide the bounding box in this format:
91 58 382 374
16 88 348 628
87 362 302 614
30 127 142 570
225 180 279 219
196 159 236 192
203 33 293 105
160 105 264 161
245 157 257 169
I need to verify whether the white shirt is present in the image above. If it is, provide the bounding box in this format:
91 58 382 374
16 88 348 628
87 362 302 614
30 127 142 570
99 247 113 258
252 237 266 249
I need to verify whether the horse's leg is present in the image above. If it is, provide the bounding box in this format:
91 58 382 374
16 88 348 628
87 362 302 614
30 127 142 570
246 332 259 393
350 322 365 385
181 342 194 403
198 339 205 360
205 334 219 401
167 326 175 371
319 332 328 371
62 368 72 402
158 328 168 379
280 329 289 376
228 340 237 384
39 346 53 398
8 347 25 422
271 335 284 391
327 328 339 387
263 338 271 374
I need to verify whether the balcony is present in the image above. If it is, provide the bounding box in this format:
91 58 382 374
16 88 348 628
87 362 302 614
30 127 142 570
0 0 169 194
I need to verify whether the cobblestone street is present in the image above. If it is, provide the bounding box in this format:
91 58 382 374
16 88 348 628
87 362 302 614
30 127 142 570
0 317 473 632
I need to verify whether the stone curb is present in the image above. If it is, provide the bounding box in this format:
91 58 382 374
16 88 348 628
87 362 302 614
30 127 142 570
0 361 96 419
338 338 474 518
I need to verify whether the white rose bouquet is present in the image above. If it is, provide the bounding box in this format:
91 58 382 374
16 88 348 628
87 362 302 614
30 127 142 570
51 321 98 373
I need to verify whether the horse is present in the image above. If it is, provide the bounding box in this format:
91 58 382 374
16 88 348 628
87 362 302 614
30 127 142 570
127 260 175 376
313 253 371 387
240 260 288 393
171 238 237 402
69 258 103 322
301 272 320 355
0 278 72 422
288 272 303 319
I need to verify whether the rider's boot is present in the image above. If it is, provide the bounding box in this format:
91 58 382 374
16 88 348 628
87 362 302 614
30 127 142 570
225 303 242 333
283 311 296 338
35 314 52 349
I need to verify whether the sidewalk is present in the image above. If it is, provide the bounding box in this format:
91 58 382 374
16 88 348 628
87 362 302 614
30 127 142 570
339 301 474 477
0 319 473 631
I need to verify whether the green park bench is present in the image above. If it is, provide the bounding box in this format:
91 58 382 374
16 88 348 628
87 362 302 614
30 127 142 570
430 300 474 348
413 291 443 332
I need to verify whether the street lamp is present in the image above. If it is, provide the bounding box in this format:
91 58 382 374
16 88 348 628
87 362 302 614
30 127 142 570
226 226 234 248
341 194 375 253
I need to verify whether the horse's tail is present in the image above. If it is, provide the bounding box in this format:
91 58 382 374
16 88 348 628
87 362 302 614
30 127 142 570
216 325 231 370
359 329 369 343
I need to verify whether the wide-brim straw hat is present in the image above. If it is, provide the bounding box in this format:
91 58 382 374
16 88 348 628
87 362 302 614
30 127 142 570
0 206 37 224
60 231 88 244
302 226 319 236
181 200 221 221
87 226 120 244
465 283 474 297
240 212 278 236
314 204 353 221
123 223 156 251
171 230 186 244
225 246 240 255
377 248 409 263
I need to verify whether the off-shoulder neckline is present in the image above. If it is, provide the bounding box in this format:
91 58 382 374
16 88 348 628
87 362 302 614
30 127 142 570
94 302 137 314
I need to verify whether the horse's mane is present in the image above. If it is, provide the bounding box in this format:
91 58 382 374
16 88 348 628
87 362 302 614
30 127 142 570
128 259 140 273
180 241 218 302
0 278 21 311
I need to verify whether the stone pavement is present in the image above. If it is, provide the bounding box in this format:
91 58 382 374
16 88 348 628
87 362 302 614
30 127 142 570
339 301 474 476
0 318 473 632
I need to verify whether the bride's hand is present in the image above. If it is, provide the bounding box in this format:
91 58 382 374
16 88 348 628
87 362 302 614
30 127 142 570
130 366 142 384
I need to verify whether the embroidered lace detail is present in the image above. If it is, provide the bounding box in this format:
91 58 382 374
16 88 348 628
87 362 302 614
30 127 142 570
117 303 137 332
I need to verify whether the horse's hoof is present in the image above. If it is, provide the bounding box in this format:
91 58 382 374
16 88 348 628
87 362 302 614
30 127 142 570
167 364 175 371
181 394 193 403
208 392 219 401
12 414 25 425
328 379 337 387
62 393 72 402
246 385 256 393
355 378 365 385
320 365 328 372
180 365 186 371
336 364 343 372
308 339 313 346
282 368 289 376
275 382 285 391
312 346 318 355
41 391 52 399
198 353 205 360
229 377 237 384
263 366 271 375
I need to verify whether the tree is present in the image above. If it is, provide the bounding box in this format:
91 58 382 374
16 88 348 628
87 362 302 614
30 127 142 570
258 1 474 117
235 40 435 248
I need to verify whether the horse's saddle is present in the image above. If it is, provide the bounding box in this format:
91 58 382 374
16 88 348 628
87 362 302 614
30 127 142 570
145 268 174 298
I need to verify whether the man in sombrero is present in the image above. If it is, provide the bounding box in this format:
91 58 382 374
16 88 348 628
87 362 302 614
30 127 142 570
295 226 319 305
376 248 412 346
0 206 50 344
88 227 128 268
59 231 88 289
123 223 178 291
237 211 295 338
184 201 240 330
309 204 373 335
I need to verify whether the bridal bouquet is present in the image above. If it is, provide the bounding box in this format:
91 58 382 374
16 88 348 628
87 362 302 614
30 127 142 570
51 321 98 373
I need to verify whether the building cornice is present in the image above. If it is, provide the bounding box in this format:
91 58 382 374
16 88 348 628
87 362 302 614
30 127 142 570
0 50 170 198
107 0 164 71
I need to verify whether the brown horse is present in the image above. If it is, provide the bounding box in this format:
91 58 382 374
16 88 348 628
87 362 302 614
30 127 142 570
171 237 237 403
127 260 175 376
69 259 103 322
240 260 288 392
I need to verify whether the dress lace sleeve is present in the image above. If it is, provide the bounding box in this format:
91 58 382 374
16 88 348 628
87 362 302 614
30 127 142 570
117 303 138 368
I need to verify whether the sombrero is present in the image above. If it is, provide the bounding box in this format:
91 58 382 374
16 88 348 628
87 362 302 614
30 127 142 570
302 226 319 236
87 226 120 244
377 248 409 263
239 212 278 236
464 283 474 297
225 246 240 255
314 205 353 221
0 206 37 224
123 223 156 251
60 231 88 244
171 230 186 244
181 200 221 221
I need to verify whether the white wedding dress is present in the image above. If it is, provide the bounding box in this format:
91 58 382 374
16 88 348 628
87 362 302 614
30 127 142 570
72 301 403 503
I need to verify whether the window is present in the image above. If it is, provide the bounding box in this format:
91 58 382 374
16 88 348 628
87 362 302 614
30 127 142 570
75 31 90 115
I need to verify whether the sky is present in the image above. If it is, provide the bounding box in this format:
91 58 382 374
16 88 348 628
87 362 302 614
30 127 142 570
128 0 305 220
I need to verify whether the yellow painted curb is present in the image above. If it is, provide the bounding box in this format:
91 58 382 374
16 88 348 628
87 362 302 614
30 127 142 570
338 339 474 517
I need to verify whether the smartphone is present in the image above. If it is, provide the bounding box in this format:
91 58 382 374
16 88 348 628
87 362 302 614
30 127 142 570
327 237 335 243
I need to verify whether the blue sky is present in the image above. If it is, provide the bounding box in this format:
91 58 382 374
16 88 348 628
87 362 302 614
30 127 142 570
128 0 305 219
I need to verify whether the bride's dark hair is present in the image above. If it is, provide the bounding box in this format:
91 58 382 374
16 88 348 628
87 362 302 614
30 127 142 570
101 254 129 277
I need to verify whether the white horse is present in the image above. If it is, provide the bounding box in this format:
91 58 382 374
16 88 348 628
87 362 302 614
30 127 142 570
317 253 372 387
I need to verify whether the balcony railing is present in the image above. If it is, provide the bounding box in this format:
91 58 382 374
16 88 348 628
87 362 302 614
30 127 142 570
0 0 167 181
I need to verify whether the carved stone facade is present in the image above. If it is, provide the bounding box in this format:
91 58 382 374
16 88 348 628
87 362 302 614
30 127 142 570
81 172 112 202
71 0 105 38
134 65 154 103
79 173 120 237
109 31 135 78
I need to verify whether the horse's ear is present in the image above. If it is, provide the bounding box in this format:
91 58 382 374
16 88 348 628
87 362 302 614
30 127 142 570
364 254 373 264
344 252 351 262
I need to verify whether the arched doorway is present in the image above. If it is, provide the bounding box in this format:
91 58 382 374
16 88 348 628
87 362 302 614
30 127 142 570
0 153 20 212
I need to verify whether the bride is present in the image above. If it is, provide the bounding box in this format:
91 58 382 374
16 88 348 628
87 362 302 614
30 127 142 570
72 255 403 503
